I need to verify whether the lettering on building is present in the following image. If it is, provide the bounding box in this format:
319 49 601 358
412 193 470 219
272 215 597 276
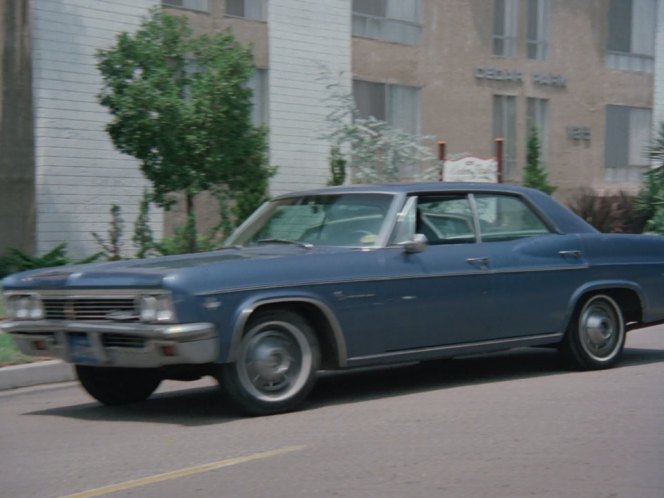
475 67 523 82
474 68 568 88
533 72 566 87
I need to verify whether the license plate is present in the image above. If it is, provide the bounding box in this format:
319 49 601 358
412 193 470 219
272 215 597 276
67 333 99 364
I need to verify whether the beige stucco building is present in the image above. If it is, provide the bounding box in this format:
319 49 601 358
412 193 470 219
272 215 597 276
1 0 660 257
178 0 656 194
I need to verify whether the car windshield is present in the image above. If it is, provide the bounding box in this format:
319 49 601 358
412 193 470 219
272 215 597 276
226 193 396 247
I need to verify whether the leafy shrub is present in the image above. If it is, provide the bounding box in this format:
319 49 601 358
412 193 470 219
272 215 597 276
92 204 125 260
327 146 347 186
568 189 646 233
0 243 68 278
635 166 664 234
633 122 664 234
0 244 101 278
152 216 221 256
133 190 155 258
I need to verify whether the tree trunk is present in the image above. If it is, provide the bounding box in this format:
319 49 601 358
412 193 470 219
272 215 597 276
186 192 197 253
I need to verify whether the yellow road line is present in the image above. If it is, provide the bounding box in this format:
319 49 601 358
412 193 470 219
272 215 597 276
63 445 306 498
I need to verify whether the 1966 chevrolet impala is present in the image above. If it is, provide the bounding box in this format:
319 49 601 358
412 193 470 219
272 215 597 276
2 183 664 415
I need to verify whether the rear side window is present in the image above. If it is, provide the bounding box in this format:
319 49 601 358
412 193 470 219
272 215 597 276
417 195 476 244
474 194 551 242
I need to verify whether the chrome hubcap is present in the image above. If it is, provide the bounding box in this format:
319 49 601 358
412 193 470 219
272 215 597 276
237 322 312 402
579 297 623 361
585 315 613 345
248 335 296 390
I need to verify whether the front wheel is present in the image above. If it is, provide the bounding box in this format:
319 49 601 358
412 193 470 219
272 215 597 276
562 294 626 370
76 366 161 405
221 311 320 415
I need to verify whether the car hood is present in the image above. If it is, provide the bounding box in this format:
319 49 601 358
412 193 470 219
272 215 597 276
1 245 376 293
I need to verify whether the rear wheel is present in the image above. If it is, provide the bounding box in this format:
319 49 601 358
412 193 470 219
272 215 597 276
222 311 320 415
562 294 626 370
76 366 161 405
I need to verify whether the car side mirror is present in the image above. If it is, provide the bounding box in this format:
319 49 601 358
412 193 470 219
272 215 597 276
402 233 428 254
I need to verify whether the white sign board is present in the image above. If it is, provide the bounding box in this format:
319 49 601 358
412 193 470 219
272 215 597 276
443 155 498 183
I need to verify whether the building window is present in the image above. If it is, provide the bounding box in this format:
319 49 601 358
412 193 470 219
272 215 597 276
225 0 267 21
492 0 518 57
353 80 420 135
493 95 517 180
527 0 549 60
607 0 656 72
527 98 549 166
162 0 209 12
605 105 653 182
248 68 269 126
352 0 422 46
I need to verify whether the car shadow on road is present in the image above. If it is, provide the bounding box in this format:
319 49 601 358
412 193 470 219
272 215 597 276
309 345 664 409
26 345 664 426
27 381 237 424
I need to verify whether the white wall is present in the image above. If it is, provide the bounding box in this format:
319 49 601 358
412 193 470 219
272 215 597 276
31 0 162 258
654 0 664 150
268 0 352 195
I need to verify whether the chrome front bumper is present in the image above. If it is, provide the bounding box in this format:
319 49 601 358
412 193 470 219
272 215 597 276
0 320 219 368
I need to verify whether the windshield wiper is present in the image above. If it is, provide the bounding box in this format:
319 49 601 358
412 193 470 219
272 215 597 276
256 238 313 249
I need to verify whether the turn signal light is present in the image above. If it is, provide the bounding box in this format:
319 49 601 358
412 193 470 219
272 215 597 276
160 345 177 357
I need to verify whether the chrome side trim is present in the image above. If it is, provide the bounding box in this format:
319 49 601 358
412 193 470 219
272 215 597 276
347 332 564 364
228 297 348 367
196 263 588 297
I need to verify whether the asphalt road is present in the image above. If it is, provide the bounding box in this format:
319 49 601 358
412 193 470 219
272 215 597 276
1 325 663 498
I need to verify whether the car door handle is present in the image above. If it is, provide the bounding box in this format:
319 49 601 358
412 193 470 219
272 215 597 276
466 257 490 268
559 250 583 258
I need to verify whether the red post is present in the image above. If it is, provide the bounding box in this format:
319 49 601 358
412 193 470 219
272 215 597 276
494 138 504 184
437 141 447 182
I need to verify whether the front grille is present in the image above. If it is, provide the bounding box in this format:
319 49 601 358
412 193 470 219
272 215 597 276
102 334 146 349
43 298 138 322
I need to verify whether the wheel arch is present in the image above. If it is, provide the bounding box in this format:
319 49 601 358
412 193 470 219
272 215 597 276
228 296 348 369
566 281 645 330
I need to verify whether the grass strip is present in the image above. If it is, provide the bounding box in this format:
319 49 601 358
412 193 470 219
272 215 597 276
0 332 37 367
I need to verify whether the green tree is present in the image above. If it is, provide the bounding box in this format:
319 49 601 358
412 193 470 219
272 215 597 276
97 10 272 253
523 124 556 195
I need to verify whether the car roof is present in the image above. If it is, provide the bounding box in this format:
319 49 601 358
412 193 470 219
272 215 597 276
276 182 537 198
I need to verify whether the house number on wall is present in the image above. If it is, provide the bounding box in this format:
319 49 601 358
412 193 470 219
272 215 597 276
567 126 591 143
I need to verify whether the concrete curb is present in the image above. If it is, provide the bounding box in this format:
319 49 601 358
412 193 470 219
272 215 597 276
0 360 76 391
1 327 76 391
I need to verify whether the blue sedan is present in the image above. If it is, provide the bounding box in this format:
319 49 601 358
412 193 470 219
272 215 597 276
3 183 664 415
